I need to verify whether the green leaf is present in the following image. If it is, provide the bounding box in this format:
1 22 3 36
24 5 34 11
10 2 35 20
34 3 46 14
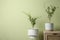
23 12 38 28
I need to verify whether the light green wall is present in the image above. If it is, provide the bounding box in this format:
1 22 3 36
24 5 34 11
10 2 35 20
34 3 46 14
0 0 60 40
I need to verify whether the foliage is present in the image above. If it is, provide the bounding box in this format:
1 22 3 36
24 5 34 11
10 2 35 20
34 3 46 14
23 12 37 28
46 5 56 22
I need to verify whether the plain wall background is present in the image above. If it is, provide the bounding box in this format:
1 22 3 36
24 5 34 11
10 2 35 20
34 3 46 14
0 0 60 40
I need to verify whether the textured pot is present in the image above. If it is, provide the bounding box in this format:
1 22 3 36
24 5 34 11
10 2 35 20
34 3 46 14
28 28 38 38
45 23 54 31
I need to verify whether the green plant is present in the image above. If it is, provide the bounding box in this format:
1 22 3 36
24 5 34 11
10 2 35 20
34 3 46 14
46 5 56 22
23 12 37 28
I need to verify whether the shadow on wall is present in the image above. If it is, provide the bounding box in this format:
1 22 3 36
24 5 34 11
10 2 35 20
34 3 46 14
38 31 43 40
55 26 60 31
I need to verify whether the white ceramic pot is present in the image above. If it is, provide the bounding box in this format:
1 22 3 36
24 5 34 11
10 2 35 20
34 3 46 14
28 28 38 38
45 23 54 31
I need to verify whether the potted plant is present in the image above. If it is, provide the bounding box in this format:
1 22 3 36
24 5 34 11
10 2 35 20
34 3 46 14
24 12 39 38
45 5 56 31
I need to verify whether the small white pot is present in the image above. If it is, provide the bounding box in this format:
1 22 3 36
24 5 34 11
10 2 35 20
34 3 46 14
28 28 38 39
45 23 54 31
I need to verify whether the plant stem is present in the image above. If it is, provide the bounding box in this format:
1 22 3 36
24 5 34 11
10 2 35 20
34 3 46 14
32 25 34 28
49 18 51 23
48 16 51 23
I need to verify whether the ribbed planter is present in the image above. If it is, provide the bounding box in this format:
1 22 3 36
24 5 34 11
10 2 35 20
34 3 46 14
45 23 54 31
28 28 38 38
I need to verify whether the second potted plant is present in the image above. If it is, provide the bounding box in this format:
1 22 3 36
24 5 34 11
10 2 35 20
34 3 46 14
45 5 56 31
